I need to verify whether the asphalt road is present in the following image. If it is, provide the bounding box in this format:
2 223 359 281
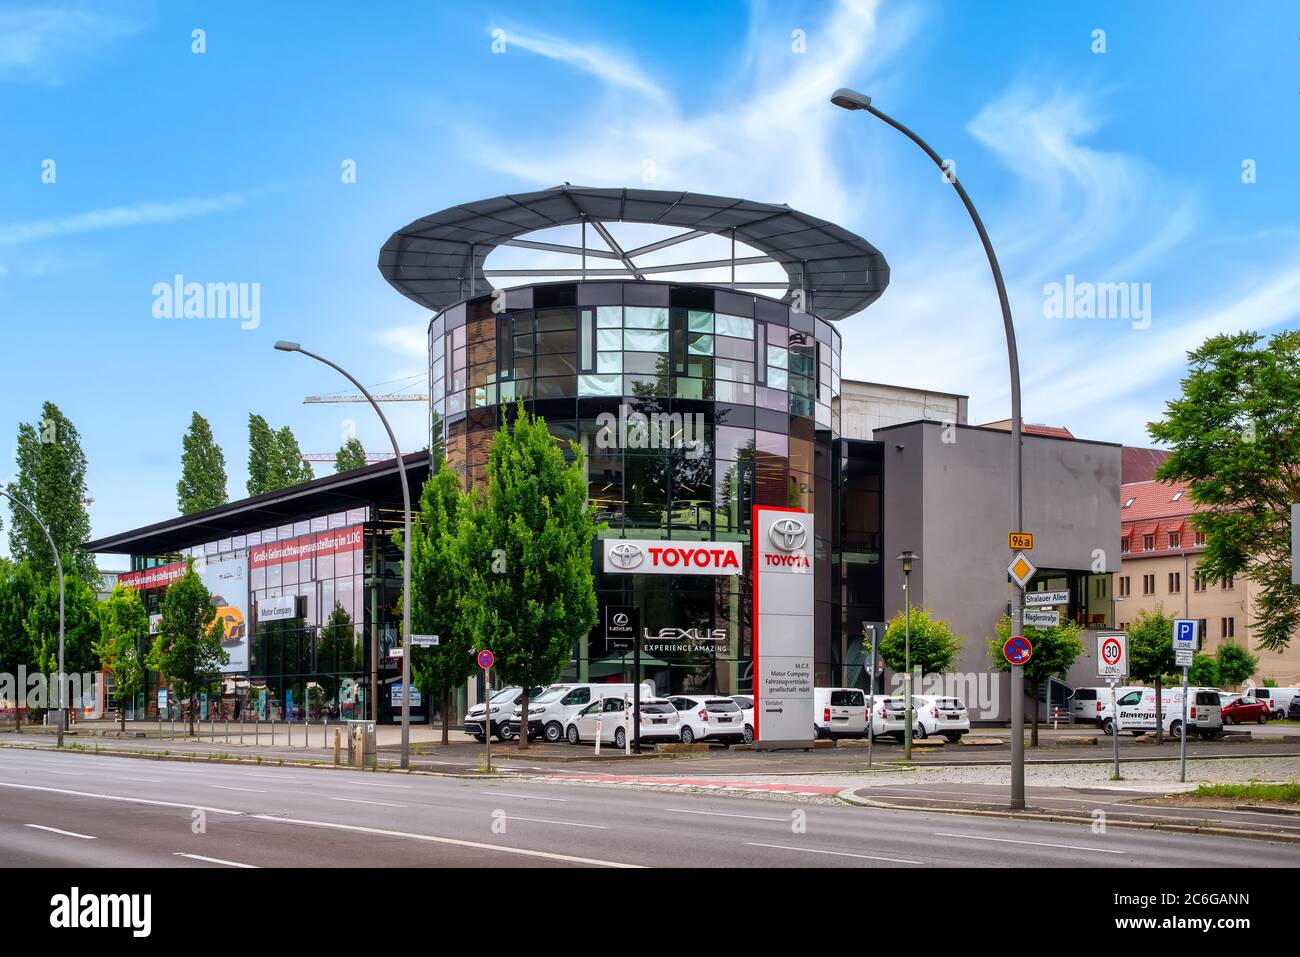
1 749 1297 868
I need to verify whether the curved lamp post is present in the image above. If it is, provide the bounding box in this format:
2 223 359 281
274 341 413 770
0 490 65 747
832 88 1026 808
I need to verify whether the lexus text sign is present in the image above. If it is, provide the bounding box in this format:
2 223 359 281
753 507 814 746
602 539 743 576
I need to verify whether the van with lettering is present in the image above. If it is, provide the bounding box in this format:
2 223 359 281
1113 686 1223 739
1071 685 1140 734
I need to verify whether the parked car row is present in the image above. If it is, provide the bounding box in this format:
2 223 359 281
810 687 971 743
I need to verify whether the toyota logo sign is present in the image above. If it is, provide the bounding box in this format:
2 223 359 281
769 518 807 552
607 542 644 570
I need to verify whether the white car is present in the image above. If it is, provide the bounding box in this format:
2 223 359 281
729 694 755 744
813 687 869 739
1114 686 1224 739
915 694 970 743
462 685 545 742
666 694 746 744
563 696 683 748
870 696 916 740
565 696 633 748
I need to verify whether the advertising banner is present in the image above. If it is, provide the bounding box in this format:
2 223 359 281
752 507 814 745
249 525 363 569
199 557 249 673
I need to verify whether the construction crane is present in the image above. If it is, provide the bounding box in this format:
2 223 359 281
301 452 397 464
303 373 427 405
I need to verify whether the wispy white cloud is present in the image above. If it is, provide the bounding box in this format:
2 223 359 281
492 24 670 106
0 194 247 245
0 2 150 83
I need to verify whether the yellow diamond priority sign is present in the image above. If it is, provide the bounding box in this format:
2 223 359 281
1007 551 1036 589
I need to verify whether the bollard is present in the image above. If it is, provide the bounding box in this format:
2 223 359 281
271 720 276 746
333 728 341 765
595 717 602 756
287 720 292 748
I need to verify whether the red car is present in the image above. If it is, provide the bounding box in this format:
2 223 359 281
1221 695 1269 724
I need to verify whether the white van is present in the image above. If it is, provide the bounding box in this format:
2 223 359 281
507 682 654 743
1247 686 1299 721
813 687 869 739
1114 686 1223 739
1072 686 1140 733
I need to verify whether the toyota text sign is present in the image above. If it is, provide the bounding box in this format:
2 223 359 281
602 539 743 576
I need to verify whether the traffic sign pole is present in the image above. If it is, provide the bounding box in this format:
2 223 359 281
478 650 494 773
1111 678 1120 779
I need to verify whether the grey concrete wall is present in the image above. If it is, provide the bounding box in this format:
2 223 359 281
877 421 1122 720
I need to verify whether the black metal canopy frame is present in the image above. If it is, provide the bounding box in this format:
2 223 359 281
378 185 890 322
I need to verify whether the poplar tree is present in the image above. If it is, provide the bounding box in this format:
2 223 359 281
247 415 316 495
6 402 97 584
176 412 228 514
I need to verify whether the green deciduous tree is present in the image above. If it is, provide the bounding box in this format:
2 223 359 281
1215 641 1259 688
6 402 97 584
1186 652 1219 687
399 461 483 744
95 583 148 731
25 571 100 722
1126 607 1178 742
334 437 368 473
176 411 228 514
878 607 962 678
148 558 229 735
1148 330 1300 650
247 415 317 496
0 560 37 729
989 616 1085 746
468 403 600 749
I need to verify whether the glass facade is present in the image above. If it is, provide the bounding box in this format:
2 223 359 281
122 507 423 724
429 280 880 696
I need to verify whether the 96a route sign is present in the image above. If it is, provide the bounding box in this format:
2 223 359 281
1008 532 1034 550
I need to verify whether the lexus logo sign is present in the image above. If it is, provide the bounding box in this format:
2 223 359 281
769 518 807 552
607 542 644 570
612 612 629 627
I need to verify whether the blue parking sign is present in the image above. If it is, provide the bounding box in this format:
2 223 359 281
1173 618 1198 650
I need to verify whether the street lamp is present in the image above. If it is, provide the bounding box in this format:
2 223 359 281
0 490 65 747
896 550 918 760
833 89 1026 808
274 340 414 770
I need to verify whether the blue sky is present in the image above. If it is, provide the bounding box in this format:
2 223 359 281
1 0 1296 560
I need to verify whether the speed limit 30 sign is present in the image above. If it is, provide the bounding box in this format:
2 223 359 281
1097 633 1128 678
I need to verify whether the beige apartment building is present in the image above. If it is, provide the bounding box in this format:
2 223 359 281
1118 477 1300 685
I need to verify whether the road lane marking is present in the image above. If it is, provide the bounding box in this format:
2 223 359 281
24 824 96 840
116 776 162 783
744 842 923 865
174 852 257 868
0 781 243 815
210 785 267 793
666 807 787 822
45 770 82 776
328 797 408 808
491 792 567 802
252 814 639 866
505 816 607 829
333 781 413 790
933 831 1126 854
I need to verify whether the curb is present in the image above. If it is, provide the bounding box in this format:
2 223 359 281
835 788 1300 844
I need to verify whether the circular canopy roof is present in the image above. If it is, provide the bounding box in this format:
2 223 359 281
377 185 889 321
